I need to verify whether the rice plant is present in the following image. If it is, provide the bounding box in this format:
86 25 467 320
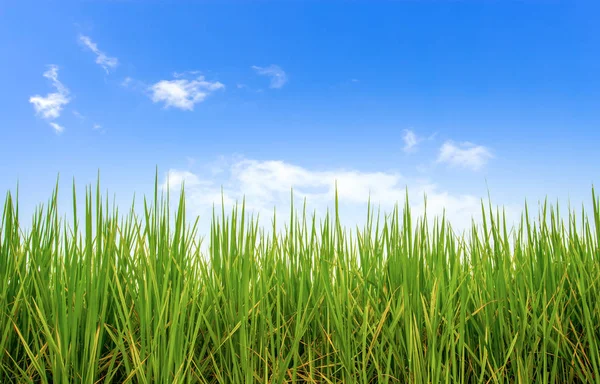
1 177 599 383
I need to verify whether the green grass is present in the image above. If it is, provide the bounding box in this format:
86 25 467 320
1 177 599 383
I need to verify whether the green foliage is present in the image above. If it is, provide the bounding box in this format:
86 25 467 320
1 178 599 383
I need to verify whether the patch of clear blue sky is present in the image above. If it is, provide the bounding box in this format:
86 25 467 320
0 1 599 215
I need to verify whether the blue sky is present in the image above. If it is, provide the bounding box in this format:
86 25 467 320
1 1 599 231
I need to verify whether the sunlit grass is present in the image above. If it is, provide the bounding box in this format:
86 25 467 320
1 177 599 383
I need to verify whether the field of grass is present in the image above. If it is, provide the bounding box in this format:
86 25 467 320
1 180 600 383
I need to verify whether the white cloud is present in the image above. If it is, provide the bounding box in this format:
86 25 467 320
163 157 518 237
173 70 200 78
49 122 64 134
29 65 70 120
437 141 493 171
163 170 200 187
402 129 419 153
121 77 133 87
162 170 214 191
29 93 69 119
150 76 225 110
120 77 148 93
252 65 288 89
79 35 118 73
92 123 107 134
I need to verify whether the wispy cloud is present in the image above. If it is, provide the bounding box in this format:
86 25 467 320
79 35 118 74
149 75 225 110
437 141 493 171
173 70 201 78
92 123 106 134
29 65 70 133
49 122 65 134
402 129 438 153
72 110 85 120
252 65 288 89
120 76 148 92
121 77 133 88
402 129 419 153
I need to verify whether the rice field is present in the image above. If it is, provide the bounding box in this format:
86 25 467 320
1 179 599 383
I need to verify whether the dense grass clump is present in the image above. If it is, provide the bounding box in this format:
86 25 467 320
1 179 600 383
